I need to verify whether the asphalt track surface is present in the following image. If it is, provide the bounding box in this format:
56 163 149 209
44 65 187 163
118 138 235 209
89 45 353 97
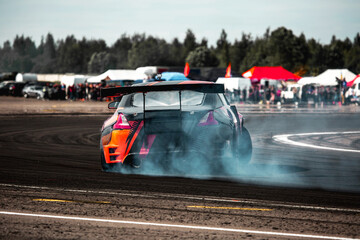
0 97 360 239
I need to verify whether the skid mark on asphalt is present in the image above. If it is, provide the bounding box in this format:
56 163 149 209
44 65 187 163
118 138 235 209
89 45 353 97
273 131 360 153
0 211 358 240
187 205 272 211
33 198 110 204
2 183 360 213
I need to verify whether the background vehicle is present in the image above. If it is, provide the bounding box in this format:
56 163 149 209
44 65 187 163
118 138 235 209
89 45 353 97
9 82 26 96
22 85 47 99
0 81 16 95
100 81 252 174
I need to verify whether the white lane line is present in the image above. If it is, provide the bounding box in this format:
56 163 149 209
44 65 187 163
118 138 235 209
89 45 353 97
273 131 360 153
1 183 360 213
0 211 358 240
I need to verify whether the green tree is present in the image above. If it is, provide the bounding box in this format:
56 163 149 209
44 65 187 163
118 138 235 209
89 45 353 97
267 27 309 71
324 36 353 69
78 37 108 72
344 46 360 73
56 36 107 73
88 51 116 73
7 35 37 72
169 38 184 66
307 38 327 75
128 35 170 68
241 37 269 72
199 38 208 47
32 33 57 73
13 35 37 57
185 46 219 67
0 41 17 71
216 29 230 67
183 29 197 60
344 34 360 73
56 35 82 73
231 33 253 73
111 34 132 69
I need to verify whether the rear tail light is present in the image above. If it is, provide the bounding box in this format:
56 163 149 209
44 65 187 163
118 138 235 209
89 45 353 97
113 113 131 129
198 111 219 126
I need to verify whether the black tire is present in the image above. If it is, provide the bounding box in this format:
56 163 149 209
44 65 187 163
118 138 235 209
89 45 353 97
100 147 116 172
100 149 110 171
233 127 252 164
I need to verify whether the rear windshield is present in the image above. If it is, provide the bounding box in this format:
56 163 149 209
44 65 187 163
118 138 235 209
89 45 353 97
132 90 204 107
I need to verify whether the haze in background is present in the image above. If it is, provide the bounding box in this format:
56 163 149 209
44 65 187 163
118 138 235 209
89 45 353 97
0 0 359 46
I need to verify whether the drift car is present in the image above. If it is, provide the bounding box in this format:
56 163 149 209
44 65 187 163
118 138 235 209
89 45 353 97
100 80 252 173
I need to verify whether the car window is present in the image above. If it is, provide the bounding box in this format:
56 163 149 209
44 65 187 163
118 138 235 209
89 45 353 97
132 90 204 107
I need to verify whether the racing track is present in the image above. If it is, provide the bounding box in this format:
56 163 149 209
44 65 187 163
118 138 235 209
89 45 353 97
0 111 360 239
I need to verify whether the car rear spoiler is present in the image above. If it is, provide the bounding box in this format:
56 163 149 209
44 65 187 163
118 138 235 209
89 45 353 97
101 83 224 98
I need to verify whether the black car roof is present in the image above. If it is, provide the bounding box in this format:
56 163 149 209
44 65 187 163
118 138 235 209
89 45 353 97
101 80 224 98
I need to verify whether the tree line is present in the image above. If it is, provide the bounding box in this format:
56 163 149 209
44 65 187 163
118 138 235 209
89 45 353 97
0 27 359 76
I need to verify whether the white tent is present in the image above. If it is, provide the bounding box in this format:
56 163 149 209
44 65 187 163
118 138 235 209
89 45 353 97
37 74 65 82
86 69 148 83
297 77 317 86
353 75 360 86
15 73 37 83
61 74 90 87
312 69 356 86
216 77 251 91
259 79 281 87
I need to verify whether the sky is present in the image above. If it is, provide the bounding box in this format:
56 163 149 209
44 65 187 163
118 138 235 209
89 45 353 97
0 0 359 47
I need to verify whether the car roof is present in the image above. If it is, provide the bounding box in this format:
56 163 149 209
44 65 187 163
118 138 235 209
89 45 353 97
132 80 214 87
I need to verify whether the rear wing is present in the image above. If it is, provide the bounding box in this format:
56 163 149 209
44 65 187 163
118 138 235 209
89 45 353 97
101 83 224 98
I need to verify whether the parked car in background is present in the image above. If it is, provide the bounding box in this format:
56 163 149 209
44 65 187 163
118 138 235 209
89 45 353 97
22 85 47 99
0 81 16 95
9 82 26 96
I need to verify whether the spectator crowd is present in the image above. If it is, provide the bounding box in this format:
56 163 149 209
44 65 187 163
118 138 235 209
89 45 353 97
225 83 359 106
1 80 359 106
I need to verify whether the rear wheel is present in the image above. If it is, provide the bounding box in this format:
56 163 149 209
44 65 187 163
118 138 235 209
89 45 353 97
233 127 252 164
100 147 118 172
100 149 111 171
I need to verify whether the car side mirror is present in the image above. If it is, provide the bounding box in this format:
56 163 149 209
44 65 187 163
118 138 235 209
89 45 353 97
108 101 119 109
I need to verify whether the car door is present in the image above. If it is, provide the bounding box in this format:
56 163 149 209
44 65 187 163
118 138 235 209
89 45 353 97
29 86 36 97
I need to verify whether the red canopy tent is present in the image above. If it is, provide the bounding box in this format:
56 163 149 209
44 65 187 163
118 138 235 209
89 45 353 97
346 74 360 87
242 66 300 83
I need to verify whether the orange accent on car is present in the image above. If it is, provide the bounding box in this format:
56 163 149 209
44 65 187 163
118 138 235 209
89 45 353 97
103 121 144 164
103 129 131 164
124 121 144 157
101 132 112 146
